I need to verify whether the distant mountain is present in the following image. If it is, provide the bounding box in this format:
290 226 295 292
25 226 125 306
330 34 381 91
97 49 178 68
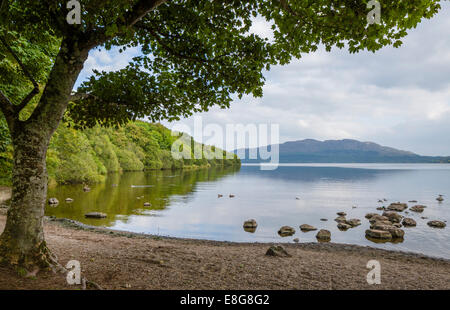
235 139 450 163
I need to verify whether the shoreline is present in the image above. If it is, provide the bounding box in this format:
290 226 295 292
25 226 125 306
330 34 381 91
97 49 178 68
1 210 449 289
49 216 450 262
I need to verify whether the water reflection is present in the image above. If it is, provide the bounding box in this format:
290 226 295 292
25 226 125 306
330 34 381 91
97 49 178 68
46 166 240 226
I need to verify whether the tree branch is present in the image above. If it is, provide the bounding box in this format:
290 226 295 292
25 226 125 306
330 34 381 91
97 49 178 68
0 35 39 114
0 90 17 131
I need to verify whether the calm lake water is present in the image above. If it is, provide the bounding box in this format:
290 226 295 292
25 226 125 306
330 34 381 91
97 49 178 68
46 164 450 259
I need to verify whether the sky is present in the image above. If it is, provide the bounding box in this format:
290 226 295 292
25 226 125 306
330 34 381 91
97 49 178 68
75 2 450 156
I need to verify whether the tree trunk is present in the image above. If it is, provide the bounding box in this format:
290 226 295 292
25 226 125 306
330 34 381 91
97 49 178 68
0 123 56 269
0 39 89 271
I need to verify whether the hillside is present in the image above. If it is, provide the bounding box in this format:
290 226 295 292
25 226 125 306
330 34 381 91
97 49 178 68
236 139 450 163
0 119 240 185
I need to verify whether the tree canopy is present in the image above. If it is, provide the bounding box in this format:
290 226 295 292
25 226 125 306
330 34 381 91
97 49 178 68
0 0 442 129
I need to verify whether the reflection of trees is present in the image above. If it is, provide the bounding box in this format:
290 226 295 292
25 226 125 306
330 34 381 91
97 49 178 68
45 166 240 226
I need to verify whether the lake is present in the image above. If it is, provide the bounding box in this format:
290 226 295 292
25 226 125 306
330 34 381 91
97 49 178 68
46 164 450 259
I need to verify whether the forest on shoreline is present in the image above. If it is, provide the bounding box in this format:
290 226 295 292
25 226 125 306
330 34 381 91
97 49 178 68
0 117 240 186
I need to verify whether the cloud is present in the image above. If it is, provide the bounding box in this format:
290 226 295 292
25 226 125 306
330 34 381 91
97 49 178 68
163 3 450 156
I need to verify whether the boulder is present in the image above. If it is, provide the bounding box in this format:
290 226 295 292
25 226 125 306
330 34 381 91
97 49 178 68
300 224 317 232
370 220 393 229
345 218 361 227
266 245 290 257
427 220 446 228
85 212 107 219
334 216 347 223
402 218 417 227
337 222 352 230
365 213 378 219
48 198 59 205
316 229 331 241
243 219 258 229
369 215 389 224
387 202 408 212
382 211 403 223
371 224 404 238
336 212 347 216
278 226 295 237
365 229 392 240
410 205 426 213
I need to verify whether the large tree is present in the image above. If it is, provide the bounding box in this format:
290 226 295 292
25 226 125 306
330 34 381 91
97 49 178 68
0 0 442 270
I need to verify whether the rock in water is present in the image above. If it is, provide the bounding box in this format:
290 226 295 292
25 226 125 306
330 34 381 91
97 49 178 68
48 198 59 205
402 218 417 227
293 238 299 243
85 212 107 219
345 218 361 227
382 211 403 223
410 205 426 213
83 186 91 192
278 226 295 237
337 212 347 216
371 224 405 238
316 229 331 241
427 220 446 228
365 229 392 240
144 202 151 207
337 222 352 230
300 224 317 232
65 198 73 203
365 213 379 219
387 202 408 212
266 245 290 257
334 216 347 223
243 219 257 233
369 215 389 224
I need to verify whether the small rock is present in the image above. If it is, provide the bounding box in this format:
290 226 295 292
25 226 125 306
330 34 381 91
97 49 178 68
218 194 223 198
334 216 347 223
83 186 91 192
316 229 331 241
427 220 446 228
345 218 361 227
243 219 257 229
365 213 378 219
320 218 328 221
65 198 73 203
144 202 151 207
376 206 386 211
410 205 426 213
278 226 295 237
266 245 290 257
84 212 107 219
421 216 428 220
229 194 235 198
293 238 299 243
48 198 59 205
370 220 393 228
300 224 317 232
337 222 352 230
387 202 408 212
402 218 417 227
436 195 444 202
337 212 347 216
365 229 392 240
369 215 389 224
382 211 403 223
